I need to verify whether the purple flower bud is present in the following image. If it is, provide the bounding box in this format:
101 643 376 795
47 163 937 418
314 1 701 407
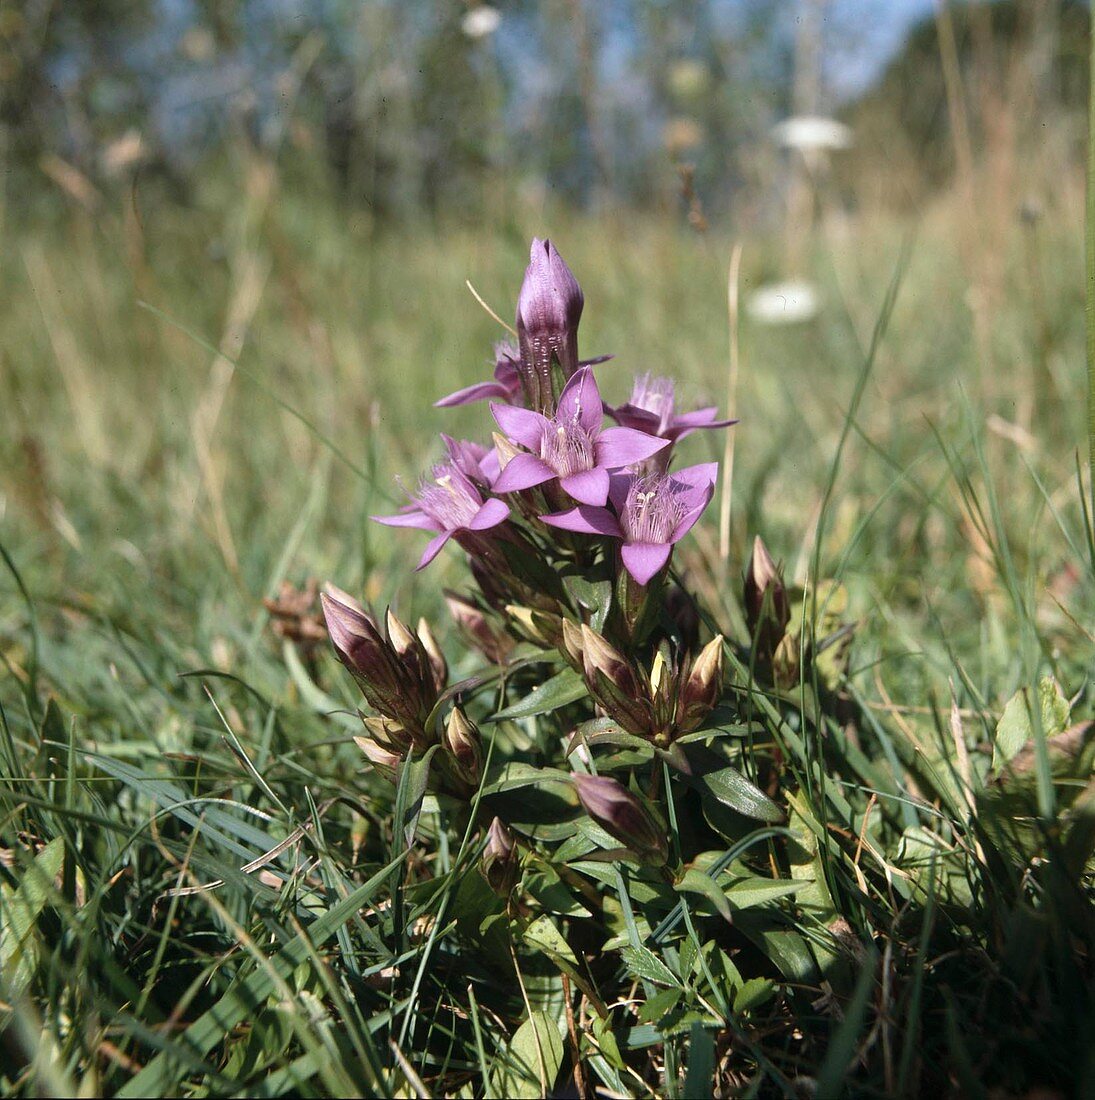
559 618 586 670
744 536 790 660
579 624 653 735
481 816 519 895
676 635 724 733
445 593 514 664
443 706 483 787
322 587 408 716
572 773 667 865
516 238 584 411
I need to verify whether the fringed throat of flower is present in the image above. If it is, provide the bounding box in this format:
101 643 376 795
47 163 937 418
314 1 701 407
629 373 676 434
541 411 596 478
620 473 689 545
415 464 483 529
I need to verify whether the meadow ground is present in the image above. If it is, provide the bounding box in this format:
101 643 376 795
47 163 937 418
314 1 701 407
1 161 1093 1095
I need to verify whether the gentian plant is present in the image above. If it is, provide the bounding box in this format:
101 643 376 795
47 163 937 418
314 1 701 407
322 237 862 1092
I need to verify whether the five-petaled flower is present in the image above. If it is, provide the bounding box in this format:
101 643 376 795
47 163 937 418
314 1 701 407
541 462 718 585
490 366 669 507
372 460 509 570
608 372 737 447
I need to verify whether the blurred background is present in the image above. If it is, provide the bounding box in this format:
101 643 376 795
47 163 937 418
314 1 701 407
0 0 1090 700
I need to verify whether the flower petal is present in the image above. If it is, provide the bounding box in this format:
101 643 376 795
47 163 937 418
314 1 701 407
560 467 610 506
669 462 720 494
467 497 510 530
541 506 623 537
667 410 738 441
372 509 439 530
670 500 712 543
594 427 671 469
416 531 452 570
435 381 510 408
621 542 672 586
492 452 556 493
480 449 501 484
491 403 551 450
556 366 602 433
606 403 662 434
607 471 633 512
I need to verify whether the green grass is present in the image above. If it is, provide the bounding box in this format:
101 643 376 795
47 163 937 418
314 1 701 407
1 163 1093 1096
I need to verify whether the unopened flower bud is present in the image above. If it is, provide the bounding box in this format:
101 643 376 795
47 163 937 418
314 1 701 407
417 618 448 694
361 715 414 754
744 536 790 658
648 648 677 731
676 635 724 733
580 625 652 735
386 607 441 717
443 706 483 787
445 592 513 664
516 238 584 411
321 587 407 716
354 735 401 784
571 773 667 865
560 618 586 670
481 816 518 895
506 604 563 647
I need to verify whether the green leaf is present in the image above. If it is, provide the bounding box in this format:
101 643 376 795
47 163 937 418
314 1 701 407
683 1023 715 1099
674 868 732 921
562 575 613 633
620 944 680 988
723 877 807 909
733 977 776 1013
481 762 576 798
492 1011 564 1099
523 915 579 967
395 745 438 848
993 677 1071 772
0 838 64 1001
119 850 411 1097
492 667 586 720
691 765 785 823
637 986 682 1025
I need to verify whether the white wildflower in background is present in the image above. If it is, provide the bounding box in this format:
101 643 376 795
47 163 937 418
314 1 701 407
772 116 852 153
747 280 819 325
462 6 501 39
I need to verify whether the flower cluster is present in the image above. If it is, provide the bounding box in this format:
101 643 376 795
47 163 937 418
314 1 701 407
376 238 732 587
323 237 755 870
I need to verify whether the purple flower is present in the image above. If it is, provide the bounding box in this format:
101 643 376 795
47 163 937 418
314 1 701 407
540 462 718 585
435 342 522 408
490 366 669 507
608 373 737 443
372 461 509 570
515 238 584 411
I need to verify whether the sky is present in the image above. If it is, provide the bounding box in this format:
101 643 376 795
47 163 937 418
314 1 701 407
824 0 936 100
